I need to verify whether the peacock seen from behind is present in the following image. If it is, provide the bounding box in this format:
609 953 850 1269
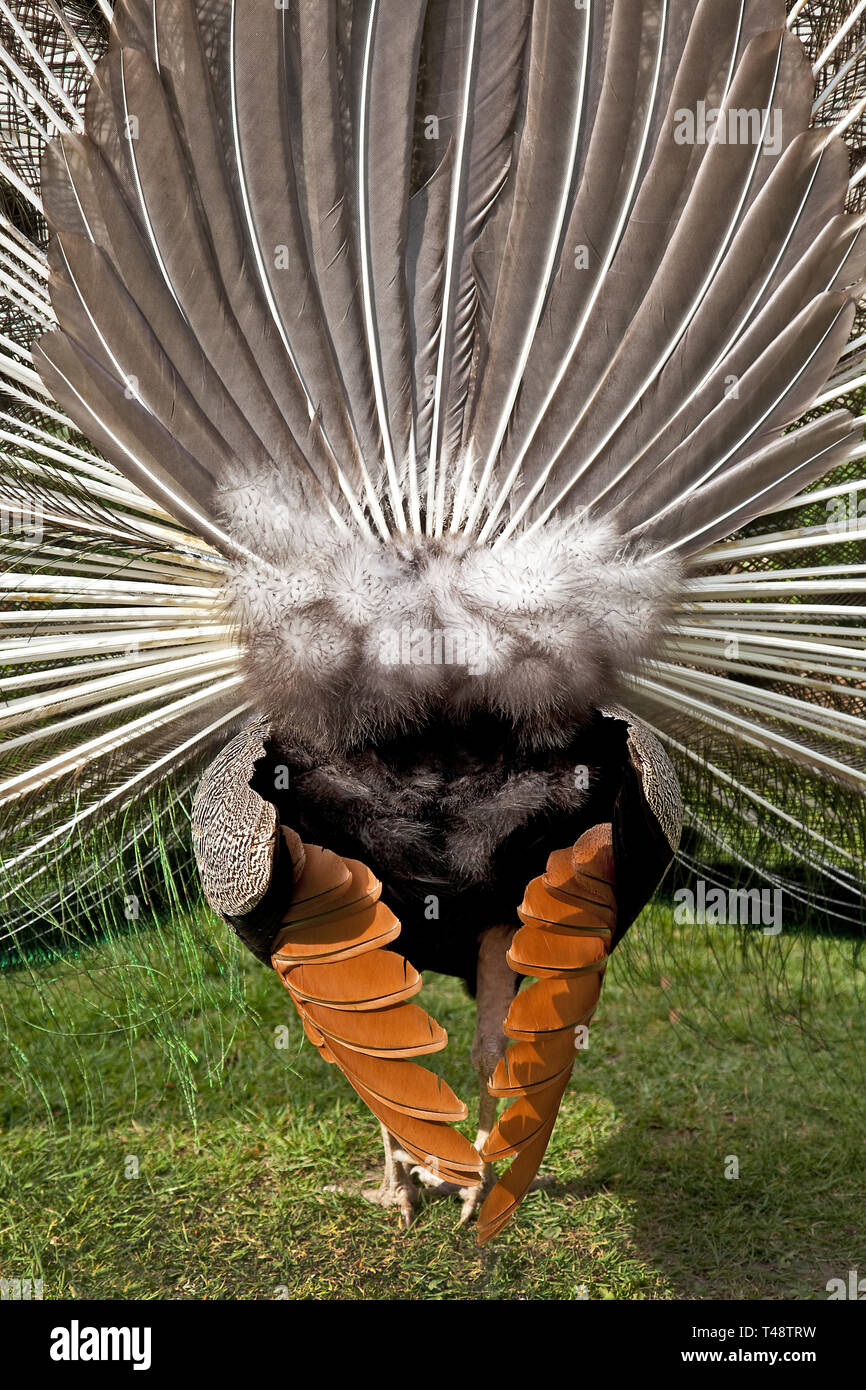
1 0 865 1244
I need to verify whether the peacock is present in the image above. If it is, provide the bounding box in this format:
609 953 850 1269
0 0 865 1245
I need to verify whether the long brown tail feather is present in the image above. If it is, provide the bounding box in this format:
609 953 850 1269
504 973 602 1040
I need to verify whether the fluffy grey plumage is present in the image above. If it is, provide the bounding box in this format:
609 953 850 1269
221 478 679 751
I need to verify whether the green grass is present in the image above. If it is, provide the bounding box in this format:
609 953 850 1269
0 906 864 1300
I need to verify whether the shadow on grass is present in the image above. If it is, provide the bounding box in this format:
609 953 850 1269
1 910 864 1299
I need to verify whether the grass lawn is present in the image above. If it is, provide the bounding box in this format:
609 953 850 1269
0 904 864 1300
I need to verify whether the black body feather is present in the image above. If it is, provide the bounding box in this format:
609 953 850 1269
250 708 631 990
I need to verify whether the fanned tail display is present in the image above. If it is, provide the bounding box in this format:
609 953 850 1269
0 1 865 1248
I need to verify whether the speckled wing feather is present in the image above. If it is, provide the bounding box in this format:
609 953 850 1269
191 718 305 965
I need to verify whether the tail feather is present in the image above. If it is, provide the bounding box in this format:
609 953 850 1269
0 0 865 993
610 293 857 535
293 0 382 488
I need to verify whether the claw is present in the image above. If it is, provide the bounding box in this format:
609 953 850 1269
458 1180 486 1225
363 1132 421 1227
362 1168 420 1227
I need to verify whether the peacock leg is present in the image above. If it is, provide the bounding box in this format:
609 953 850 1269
362 1123 420 1228
409 925 518 1216
458 925 520 1223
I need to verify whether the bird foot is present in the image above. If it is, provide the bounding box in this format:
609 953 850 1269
410 1162 494 1225
361 1156 420 1228
411 1165 555 1224
457 1174 490 1225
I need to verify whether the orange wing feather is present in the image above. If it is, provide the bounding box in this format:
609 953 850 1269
477 823 615 1246
272 840 483 1188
